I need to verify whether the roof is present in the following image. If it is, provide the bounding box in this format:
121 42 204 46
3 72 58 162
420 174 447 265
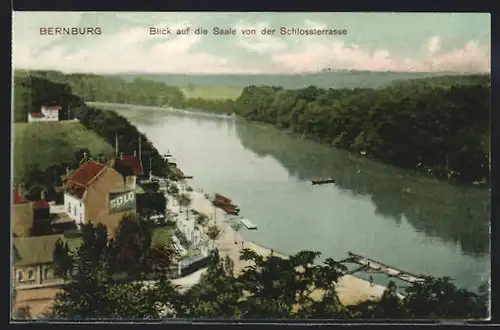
33 200 50 209
13 189 26 204
67 161 106 187
42 105 62 110
114 155 144 175
30 112 45 118
13 234 82 266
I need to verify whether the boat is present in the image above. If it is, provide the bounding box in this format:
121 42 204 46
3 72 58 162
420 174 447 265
240 218 257 230
218 204 240 216
181 175 194 179
214 193 232 205
311 178 336 185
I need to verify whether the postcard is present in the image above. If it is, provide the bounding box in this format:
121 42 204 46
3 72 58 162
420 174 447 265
11 12 491 321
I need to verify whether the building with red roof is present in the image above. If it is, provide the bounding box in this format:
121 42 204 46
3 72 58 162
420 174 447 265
117 155 144 176
27 105 62 123
63 161 137 238
13 189 26 204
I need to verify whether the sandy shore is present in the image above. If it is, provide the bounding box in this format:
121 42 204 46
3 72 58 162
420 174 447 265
184 189 390 306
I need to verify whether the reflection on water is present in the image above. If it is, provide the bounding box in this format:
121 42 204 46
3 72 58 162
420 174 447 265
234 120 490 258
111 105 490 291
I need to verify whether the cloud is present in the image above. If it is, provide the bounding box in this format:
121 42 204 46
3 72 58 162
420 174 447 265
270 37 490 73
427 36 441 54
12 25 262 74
12 14 490 75
235 21 287 54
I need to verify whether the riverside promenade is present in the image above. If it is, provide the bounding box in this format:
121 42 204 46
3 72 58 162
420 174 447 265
178 188 392 306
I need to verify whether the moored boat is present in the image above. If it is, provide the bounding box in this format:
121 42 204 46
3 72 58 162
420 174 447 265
311 178 336 185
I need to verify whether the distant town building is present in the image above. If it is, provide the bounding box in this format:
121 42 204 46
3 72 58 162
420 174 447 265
12 234 81 316
28 105 62 123
12 189 34 237
12 188 53 237
63 161 138 238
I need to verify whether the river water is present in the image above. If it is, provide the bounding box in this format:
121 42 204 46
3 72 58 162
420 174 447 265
97 103 490 292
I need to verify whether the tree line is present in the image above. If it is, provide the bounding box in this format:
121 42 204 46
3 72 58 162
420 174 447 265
16 69 491 184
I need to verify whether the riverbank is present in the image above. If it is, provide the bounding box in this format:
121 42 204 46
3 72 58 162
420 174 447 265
173 187 394 306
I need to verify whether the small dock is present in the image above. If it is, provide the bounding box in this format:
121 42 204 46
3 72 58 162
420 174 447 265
311 178 335 185
240 218 257 230
342 252 426 284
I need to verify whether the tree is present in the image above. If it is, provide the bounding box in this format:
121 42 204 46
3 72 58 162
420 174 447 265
206 225 221 250
180 250 243 318
177 193 191 217
236 249 348 318
53 239 74 281
52 222 167 319
195 214 209 229
402 276 486 319
52 223 115 319
231 221 242 244
112 215 153 279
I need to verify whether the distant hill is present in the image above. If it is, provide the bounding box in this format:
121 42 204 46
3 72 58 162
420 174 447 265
13 121 114 184
110 71 467 89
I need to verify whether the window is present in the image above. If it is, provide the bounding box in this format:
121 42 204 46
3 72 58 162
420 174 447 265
27 269 35 281
74 207 76 216
44 267 52 279
79 213 82 223
80 202 82 207
17 270 23 282
68 203 71 213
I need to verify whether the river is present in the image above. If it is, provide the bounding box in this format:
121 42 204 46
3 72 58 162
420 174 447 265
94 103 490 292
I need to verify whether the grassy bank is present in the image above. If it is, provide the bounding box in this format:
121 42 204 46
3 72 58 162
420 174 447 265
180 85 242 100
13 121 114 184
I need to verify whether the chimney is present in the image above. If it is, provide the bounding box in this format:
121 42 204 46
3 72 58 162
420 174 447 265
120 152 123 160
134 150 137 156
17 184 23 197
66 167 70 175
41 190 46 200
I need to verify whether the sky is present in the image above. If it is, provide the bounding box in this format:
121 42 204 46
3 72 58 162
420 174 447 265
12 12 491 74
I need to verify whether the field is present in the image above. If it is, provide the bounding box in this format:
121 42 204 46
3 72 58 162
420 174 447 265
180 85 242 100
13 120 114 183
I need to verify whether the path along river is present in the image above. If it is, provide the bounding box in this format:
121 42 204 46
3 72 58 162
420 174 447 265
96 103 490 292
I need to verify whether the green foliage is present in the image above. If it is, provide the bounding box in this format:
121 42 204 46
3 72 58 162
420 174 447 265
13 72 175 182
13 121 114 185
53 239 74 280
232 77 490 184
180 250 243 318
195 214 209 227
137 191 166 216
50 223 487 320
52 222 179 319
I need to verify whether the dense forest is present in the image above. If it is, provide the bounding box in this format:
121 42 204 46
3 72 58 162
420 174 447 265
115 71 459 89
14 70 490 184
233 76 491 184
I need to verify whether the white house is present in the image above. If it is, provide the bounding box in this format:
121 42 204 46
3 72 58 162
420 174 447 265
28 105 62 123
64 192 86 227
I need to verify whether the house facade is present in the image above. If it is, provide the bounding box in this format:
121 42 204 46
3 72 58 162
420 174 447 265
12 234 81 317
12 190 34 237
28 105 62 123
64 161 137 238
